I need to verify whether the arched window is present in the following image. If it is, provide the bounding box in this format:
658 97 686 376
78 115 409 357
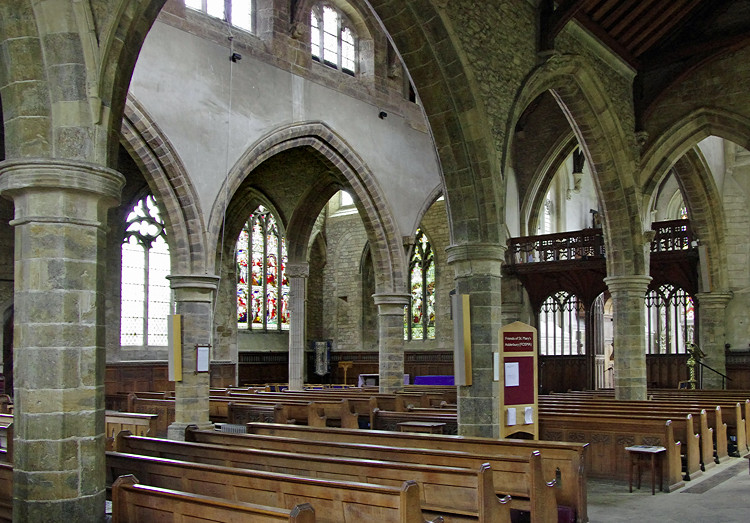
120 195 171 346
185 0 254 32
236 205 290 331
645 284 694 354
538 291 584 355
404 229 435 340
310 3 357 75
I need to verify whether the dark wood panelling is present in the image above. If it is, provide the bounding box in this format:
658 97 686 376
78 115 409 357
539 356 588 394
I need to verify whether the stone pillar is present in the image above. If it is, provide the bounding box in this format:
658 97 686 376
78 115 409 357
446 244 505 438
604 275 651 400
372 293 410 393
167 274 220 440
287 262 309 391
0 158 124 522
696 292 732 389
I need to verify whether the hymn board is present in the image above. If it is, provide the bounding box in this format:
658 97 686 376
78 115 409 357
498 321 538 439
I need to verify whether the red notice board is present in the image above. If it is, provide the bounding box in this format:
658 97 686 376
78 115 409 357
498 322 538 439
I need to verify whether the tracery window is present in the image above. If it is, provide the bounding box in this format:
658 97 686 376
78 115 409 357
236 206 290 331
310 3 357 75
404 229 435 340
645 284 694 354
120 195 171 346
185 0 254 32
538 291 585 356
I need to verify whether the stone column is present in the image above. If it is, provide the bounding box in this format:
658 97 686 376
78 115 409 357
446 243 505 438
604 275 651 400
0 158 124 522
696 292 732 389
372 293 410 393
167 274 220 440
287 262 309 391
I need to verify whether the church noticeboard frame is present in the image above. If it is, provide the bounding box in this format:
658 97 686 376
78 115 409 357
498 321 538 439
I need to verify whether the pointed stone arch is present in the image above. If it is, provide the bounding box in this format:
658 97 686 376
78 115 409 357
120 95 207 275
509 53 643 276
207 121 406 294
640 108 750 294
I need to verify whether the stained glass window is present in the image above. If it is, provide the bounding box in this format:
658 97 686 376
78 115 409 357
311 3 357 75
538 291 584 356
120 195 171 346
404 229 435 340
237 206 290 331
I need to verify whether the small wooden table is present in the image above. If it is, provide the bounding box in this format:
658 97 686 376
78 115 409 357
625 445 666 495
397 421 446 434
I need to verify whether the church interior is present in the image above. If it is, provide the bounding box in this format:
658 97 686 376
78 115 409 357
1 0 750 521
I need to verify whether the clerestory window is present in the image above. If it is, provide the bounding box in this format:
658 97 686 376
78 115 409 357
120 195 171 347
310 3 357 75
236 205 290 331
185 0 254 33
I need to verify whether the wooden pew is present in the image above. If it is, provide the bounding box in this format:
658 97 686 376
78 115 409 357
112 474 317 522
105 411 158 451
113 431 515 522
0 415 12 463
185 427 553 522
539 414 684 491
0 463 11 522
245 422 587 523
106 451 444 523
371 408 458 434
126 394 174 437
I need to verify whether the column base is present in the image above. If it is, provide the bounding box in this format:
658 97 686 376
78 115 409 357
167 421 215 441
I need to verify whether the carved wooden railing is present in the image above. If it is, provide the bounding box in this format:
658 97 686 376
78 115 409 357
506 220 694 267
651 219 694 252
506 228 605 266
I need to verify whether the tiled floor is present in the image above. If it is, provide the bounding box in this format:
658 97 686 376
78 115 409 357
587 456 750 522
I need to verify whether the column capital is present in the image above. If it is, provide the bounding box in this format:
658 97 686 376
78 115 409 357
168 274 221 302
372 292 409 315
696 291 733 308
446 243 506 278
286 262 310 278
604 274 652 293
0 158 124 203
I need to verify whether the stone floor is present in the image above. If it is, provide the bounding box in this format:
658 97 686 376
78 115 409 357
587 456 750 522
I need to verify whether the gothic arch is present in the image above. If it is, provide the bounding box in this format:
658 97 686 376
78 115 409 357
208 121 406 293
366 0 502 247
404 185 444 247
120 95 207 275
521 131 578 236
509 53 644 275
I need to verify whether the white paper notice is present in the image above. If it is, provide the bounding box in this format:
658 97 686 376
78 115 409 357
524 406 533 424
507 407 517 426
504 362 520 387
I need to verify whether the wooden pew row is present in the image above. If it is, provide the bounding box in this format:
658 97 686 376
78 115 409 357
106 451 457 523
539 395 740 462
245 422 588 523
538 407 701 479
538 414 684 490
371 408 458 434
112 474 317 523
113 431 517 522
185 427 555 522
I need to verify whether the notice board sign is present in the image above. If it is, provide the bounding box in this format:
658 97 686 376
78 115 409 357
498 321 538 439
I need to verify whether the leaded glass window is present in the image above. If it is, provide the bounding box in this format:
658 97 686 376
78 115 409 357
185 0 254 32
404 229 435 340
538 291 585 356
120 195 171 346
645 284 694 354
311 3 357 75
237 206 290 331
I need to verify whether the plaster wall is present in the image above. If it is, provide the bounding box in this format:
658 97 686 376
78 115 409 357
129 20 441 240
